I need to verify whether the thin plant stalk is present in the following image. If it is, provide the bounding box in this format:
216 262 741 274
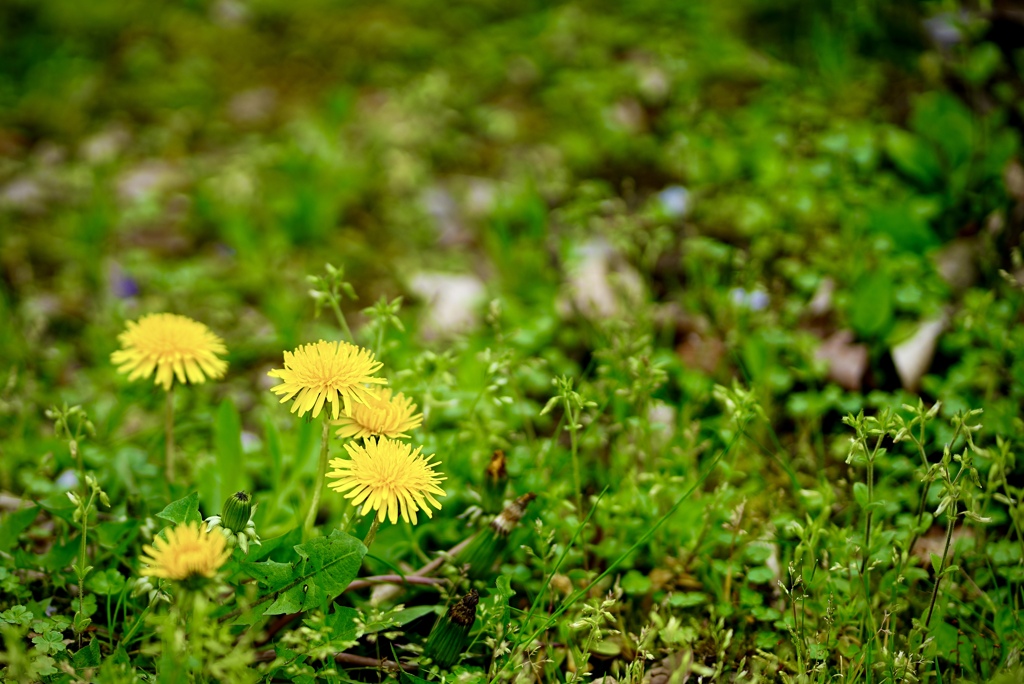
328 298 355 344
120 601 155 648
861 433 883 574
491 432 741 684
925 511 956 627
304 417 331 539
564 396 583 517
165 386 175 483
75 487 97 648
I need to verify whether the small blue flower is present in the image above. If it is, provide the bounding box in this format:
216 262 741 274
657 185 690 218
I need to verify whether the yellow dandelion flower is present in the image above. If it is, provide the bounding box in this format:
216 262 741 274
139 522 231 581
326 436 447 524
334 388 423 440
111 313 228 391
268 340 386 420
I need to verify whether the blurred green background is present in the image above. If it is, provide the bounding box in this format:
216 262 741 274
4 0 1024 540
2 0 1024 678
4 0 1024 567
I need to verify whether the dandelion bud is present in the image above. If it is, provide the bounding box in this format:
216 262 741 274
482 450 508 513
207 492 261 554
458 493 535 579
221 491 253 534
425 589 479 669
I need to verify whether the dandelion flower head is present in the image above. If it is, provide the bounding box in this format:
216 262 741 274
334 388 423 440
111 313 228 391
268 340 386 419
140 521 231 581
326 436 446 524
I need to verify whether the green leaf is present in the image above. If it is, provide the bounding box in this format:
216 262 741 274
32 655 57 677
245 530 366 616
621 569 652 595
751 605 781 622
324 606 359 644
849 271 893 338
73 612 92 634
72 638 101 669
910 92 974 169
0 506 40 554
746 566 775 584
493 574 516 624
242 560 293 589
853 482 870 509
962 42 1002 86
156 492 202 526
884 128 941 187
669 592 707 607
215 399 245 499
867 205 938 253
0 605 33 626
930 553 943 574
363 605 436 634
87 568 126 596
105 645 131 667
32 631 66 655
495 574 516 604
248 527 302 563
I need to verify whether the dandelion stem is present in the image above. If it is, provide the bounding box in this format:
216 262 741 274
304 418 331 539
165 387 175 483
363 517 381 550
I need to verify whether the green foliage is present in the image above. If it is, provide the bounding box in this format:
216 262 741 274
242 531 366 617
2 0 1024 682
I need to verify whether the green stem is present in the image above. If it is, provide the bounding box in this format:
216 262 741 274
76 489 95 648
329 297 355 344
490 431 741 684
905 480 932 566
925 512 956 628
862 463 874 574
363 517 381 550
304 418 331 540
165 387 175 483
566 401 583 517
860 434 882 574
119 600 154 648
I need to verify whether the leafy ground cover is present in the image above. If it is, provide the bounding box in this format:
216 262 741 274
2 1 1024 682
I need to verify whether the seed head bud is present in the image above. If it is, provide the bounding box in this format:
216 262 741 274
221 491 253 534
458 493 535 579
482 450 508 513
425 589 479 669
491 492 535 537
